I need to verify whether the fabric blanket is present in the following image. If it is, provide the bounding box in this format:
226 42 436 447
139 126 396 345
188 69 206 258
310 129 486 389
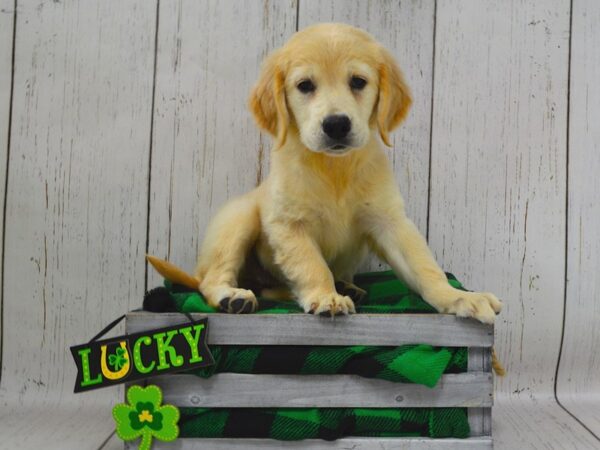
148 270 471 440
167 270 464 314
178 407 470 440
188 344 466 387
160 270 468 388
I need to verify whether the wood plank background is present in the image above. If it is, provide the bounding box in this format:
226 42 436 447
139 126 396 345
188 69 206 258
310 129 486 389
556 0 600 434
0 0 14 358
430 0 570 403
0 0 598 448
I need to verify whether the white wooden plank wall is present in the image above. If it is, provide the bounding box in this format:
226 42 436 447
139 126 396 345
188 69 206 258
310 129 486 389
557 0 600 438
0 0 14 358
147 0 297 287
429 1 599 447
0 0 157 448
430 0 570 401
0 1 598 449
429 0 599 448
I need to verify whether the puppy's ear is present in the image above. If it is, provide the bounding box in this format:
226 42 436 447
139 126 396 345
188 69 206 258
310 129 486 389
376 48 412 147
249 51 289 148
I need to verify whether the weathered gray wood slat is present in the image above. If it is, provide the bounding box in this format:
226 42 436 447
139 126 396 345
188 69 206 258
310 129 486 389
0 0 155 447
152 372 492 408
556 0 600 436
146 0 297 288
126 312 493 346
0 0 155 419
428 2 600 449
0 0 14 360
429 0 570 401
467 348 492 437
128 436 493 449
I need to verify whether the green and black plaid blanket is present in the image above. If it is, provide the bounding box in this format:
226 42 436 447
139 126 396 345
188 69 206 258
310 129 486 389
167 270 460 315
178 407 470 440
188 344 466 387
160 270 468 387
147 270 471 440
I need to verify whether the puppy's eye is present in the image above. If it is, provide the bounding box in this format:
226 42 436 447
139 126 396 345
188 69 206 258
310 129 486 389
297 80 316 94
350 76 367 90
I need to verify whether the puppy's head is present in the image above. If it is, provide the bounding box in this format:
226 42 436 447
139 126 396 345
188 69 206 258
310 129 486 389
249 23 411 154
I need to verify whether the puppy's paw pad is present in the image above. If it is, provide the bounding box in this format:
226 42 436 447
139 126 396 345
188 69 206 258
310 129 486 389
218 289 258 314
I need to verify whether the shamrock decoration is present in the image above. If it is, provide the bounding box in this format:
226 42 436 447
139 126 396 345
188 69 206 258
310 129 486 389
108 347 128 371
113 385 179 450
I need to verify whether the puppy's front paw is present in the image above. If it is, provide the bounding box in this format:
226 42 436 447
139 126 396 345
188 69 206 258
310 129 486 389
430 288 502 324
217 288 258 314
302 292 356 317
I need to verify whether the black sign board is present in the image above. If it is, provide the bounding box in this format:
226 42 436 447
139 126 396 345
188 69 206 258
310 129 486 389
70 318 214 393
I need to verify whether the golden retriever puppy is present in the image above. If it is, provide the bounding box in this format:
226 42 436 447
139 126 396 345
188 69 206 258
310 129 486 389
194 23 502 323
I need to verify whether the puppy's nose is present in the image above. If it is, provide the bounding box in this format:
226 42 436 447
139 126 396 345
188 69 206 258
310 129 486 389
322 115 351 140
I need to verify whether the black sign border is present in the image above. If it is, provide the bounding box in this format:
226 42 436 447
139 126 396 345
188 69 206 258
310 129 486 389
70 317 214 393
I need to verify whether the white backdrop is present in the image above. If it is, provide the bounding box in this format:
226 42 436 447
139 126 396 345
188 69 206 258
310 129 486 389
0 1 598 449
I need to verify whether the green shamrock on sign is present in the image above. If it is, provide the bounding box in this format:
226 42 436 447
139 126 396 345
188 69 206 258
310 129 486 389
108 347 128 370
113 385 179 450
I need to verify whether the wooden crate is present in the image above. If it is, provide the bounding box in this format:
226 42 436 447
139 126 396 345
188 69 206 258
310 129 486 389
126 312 494 449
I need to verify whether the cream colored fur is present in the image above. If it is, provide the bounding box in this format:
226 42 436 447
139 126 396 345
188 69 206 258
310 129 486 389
194 23 502 323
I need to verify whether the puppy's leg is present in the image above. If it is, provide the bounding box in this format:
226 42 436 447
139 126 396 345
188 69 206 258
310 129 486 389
366 206 502 324
331 245 368 304
268 222 355 316
195 193 260 313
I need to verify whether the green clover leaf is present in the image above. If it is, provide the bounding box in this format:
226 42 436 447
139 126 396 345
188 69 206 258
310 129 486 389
112 385 179 450
108 347 128 370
